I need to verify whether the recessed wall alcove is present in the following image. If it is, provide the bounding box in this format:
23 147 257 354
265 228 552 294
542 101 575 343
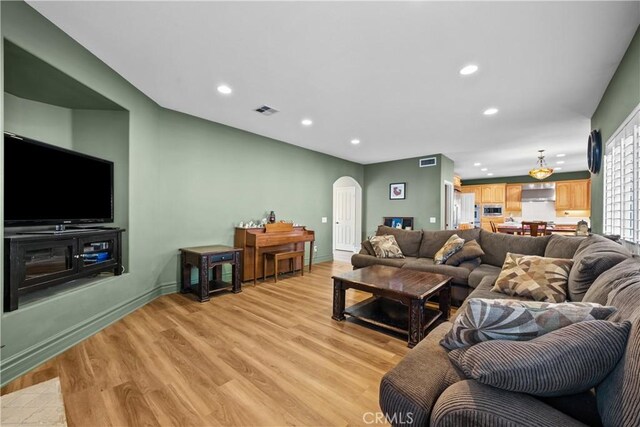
3 39 131 303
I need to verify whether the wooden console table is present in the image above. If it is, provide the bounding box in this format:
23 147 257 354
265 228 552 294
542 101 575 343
180 245 242 302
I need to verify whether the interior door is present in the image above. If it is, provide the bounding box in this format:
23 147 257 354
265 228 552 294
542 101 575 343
444 182 454 230
335 186 356 251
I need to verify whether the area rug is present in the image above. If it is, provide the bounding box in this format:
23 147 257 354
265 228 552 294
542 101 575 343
1 377 67 426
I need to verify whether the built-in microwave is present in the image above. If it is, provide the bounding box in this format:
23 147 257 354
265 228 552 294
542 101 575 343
482 204 504 217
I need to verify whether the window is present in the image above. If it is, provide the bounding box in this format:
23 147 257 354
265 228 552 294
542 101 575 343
603 105 640 253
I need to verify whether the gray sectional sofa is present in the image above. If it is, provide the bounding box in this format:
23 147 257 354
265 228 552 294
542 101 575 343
352 225 583 305
353 226 639 426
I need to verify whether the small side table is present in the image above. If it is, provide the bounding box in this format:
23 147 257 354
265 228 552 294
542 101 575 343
180 245 243 302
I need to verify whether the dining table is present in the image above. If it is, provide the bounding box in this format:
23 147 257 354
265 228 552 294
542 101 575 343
496 224 578 235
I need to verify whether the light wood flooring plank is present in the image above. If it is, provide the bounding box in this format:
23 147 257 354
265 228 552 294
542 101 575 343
2 261 414 426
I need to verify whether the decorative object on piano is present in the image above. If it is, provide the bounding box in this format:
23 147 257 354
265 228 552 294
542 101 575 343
528 149 554 180
268 211 276 223
261 218 268 226
389 182 406 200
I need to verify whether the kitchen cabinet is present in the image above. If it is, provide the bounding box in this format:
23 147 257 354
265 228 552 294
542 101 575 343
555 180 591 211
462 184 505 204
505 185 522 212
480 184 506 204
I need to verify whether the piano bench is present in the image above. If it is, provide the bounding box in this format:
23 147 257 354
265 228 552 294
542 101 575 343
263 250 305 283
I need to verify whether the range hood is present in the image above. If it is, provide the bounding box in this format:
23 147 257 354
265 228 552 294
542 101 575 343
521 182 556 202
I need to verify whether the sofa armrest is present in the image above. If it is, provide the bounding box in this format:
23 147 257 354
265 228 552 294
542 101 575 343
379 322 464 427
431 380 588 427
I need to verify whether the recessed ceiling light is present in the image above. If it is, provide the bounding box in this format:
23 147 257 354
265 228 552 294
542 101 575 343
480 168 488 171
301 119 313 126
459 64 479 75
557 154 566 157
483 108 499 116
473 162 481 166
487 173 494 176
557 161 565 165
351 139 360 145
555 167 563 170
217 84 232 94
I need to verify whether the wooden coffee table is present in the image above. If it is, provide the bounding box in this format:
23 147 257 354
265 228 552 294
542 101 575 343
332 265 452 348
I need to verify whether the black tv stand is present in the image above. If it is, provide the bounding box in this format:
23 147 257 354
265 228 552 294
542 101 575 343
4 228 124 311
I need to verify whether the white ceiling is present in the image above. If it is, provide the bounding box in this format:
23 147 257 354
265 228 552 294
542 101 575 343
27 1 640 179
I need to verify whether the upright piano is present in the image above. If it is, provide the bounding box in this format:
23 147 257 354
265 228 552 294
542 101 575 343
234 226 315 284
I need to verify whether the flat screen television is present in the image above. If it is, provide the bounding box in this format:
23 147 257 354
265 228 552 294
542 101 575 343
4 133 114 227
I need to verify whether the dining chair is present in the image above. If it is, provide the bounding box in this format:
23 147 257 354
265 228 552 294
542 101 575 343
522 221 548 237
490 221 497 233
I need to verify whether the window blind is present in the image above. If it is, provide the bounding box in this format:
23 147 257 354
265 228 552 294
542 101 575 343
603 106 640 252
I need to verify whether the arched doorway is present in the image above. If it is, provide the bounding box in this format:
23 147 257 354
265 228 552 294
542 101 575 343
333 176 363 262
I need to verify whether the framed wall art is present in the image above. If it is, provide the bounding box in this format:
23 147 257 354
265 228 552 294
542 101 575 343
389 182 406 200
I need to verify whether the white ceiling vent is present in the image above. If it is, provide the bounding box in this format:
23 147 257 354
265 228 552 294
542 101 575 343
254 105 279 116
419 157 437 167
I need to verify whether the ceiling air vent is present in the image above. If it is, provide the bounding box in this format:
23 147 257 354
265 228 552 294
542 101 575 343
254 105 279 116
419 157 437 168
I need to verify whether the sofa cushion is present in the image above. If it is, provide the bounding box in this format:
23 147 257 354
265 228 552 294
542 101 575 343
402 259 470 286
440 298 617 350
431 380 588 427
380 322 465 427
370 235 405 258
351 254 416 269
361 240 376 256
449 320 630 397
544 234 585 259
434 234 465 264
605 266 640 324
467 276 531 302
458 258 482 272
468 264 502 288
479 229 550 267
376 225 423 257
597 319 640 427
445 240 485 266
419 229 481 258
583 258 640 307
568 234 631 301
492 253 573 303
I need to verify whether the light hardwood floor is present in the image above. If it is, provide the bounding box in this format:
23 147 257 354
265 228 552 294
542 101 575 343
2 261 413 426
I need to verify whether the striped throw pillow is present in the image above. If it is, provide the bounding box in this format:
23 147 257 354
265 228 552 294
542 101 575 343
440 298 617 350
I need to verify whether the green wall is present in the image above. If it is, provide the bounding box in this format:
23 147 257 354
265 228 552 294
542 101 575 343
4 93 73 148
591 26 640 233
0 1 363 385
72 109 130 267
463 170 591 186
363 154 451 235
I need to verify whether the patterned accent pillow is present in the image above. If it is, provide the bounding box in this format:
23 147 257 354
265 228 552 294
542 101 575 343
369 235 405 259
448 320 630 397
493 253 573 302
434 234 464 265
440 298 617 350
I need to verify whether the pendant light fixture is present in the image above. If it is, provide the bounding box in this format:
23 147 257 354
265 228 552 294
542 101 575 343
529 150 554 180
